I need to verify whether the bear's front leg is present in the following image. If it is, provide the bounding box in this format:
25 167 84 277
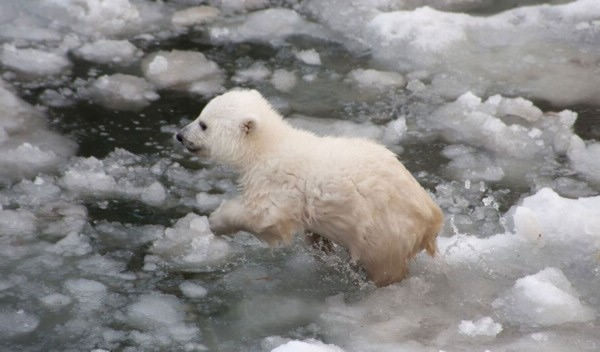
208 198 248 235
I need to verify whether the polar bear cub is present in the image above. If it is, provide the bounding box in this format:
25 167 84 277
176 89 443 286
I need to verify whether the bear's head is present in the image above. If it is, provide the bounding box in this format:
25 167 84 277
176 89 283 169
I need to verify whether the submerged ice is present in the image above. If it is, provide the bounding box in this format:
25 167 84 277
0 0 599 351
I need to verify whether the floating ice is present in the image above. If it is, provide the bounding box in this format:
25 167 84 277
271 339 345 352
568 135 600 185
126 294 199 344
88 74 159 111
347 68 405 91
150 213 230 270
172 6 220 27
209 8 332 45
195 192 222 213
60 150 169 206
0 209 36 236
295 49 322 66
271 69 297 92
305 0 600 104
64 278 107 311
40 293 73 309
0 80 76 182
179 282 208 298
1 44 70 77
458 317 502 337
0 310 39 337
493 267 595 327
44 0 143 37
142 50 224 96
218 0 268 14
74 39 141 65
286 114 406 147
232 61 271 83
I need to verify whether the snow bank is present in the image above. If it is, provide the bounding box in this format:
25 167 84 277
149 213 230 271
88 74 158 111
493 267 595 326
74 39 141 65
142 50 224 96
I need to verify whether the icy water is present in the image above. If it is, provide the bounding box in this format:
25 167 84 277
1 1 600 351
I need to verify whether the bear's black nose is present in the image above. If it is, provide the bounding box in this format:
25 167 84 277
176 133 184 143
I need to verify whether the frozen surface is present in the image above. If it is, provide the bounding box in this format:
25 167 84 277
0 0 599 351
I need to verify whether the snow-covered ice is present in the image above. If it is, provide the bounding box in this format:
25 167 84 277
172 6 220 27
1 44 70 77
74 39 142 65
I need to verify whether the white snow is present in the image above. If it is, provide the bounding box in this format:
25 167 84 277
295 49 322 66
1 44 70 76
493 267 595 326
172 6 220 27
88 74 159 111
458 317 502 337
142 50 224 96
150 213 230 270
75 39 141 65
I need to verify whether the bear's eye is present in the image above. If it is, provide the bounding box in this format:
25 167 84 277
199 121 207 131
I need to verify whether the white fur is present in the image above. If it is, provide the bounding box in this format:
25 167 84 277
178 89 443 286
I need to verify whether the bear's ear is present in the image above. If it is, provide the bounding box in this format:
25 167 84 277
241 118 256 135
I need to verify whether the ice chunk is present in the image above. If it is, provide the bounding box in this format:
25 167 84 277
150 213 230 270
271 69 297 92
126 294 199 343
0 310 39 337
61 157 118 195
347 69 405 91
88 74 159 111
0 209 36 236
142 50 224 96
1 44 70 76
64 278 107 310
172 6 220 27
232 61 271 83
218 0 268 13
44 0 142 37
271 339 345 352
140 181 167 206
46 232 92 256
179 282 208 298
195 192 222 213
295 49 321 66
210 8 332 45
40 293 73 309
458 317 502 337
74 39 141 65
493 267 595 326
567 135 600 185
